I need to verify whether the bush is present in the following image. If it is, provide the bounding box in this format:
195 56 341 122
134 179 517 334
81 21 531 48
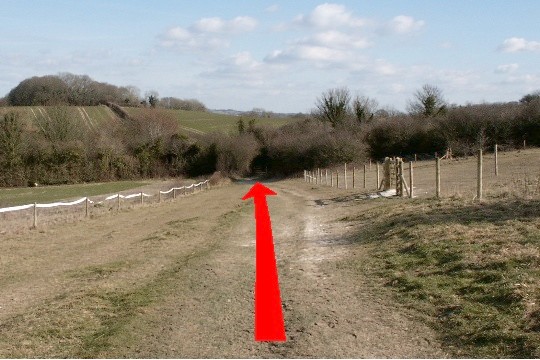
365 116 446 160
265 119 367 175
364 101 539 159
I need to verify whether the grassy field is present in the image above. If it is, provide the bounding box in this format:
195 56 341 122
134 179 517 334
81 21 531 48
123 107 298 134
0 106 299 136
0 181 148 207
0 105 121 132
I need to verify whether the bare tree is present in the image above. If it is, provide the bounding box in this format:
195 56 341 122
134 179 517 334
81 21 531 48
408 84 447 117
145 90 159 108
120 86 141 106
58 73 97 105
520 90 540 104
314 87 351 127
352 95 378 124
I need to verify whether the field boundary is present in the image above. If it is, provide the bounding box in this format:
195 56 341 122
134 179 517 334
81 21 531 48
0 180 210 229
304 146 540 200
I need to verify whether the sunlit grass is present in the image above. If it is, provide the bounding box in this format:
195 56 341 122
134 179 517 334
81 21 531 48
0 181 148 207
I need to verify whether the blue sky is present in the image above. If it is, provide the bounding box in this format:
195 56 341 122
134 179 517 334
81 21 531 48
1 0 539 112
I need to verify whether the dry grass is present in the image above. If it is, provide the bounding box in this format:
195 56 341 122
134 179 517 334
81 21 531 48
0 181 248 358
340 193 540 357
308 149 540 357
318 148 540 200
0 178 213 235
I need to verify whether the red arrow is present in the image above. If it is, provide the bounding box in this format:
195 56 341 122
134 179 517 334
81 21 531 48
242 182 286 342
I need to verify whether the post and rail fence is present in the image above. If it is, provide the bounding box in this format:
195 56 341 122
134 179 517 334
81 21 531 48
302 145 539 201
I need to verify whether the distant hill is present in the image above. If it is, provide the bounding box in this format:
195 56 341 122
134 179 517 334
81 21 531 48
210 108 306 118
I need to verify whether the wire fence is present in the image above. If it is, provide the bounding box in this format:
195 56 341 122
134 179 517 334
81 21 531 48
304 147 540 201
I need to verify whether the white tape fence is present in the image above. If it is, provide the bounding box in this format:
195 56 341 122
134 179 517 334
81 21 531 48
0 179 210 229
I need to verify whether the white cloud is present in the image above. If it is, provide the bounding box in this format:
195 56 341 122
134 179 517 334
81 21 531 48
192 17 226 33
191 16 257 33
231 51 260 69
312 30 370 49
499 37 540 52
495 63 519 74
387 15 425 34
264 28 370 65
228 16 258 32
295 3 366 29
160 16 257 51
265 44 349 64
268 5 424 70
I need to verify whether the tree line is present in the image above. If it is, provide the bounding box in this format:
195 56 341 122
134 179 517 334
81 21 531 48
1 73 207 111
0 81 538 187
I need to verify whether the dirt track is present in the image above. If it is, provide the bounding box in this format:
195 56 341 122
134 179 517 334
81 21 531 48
0 179 446 358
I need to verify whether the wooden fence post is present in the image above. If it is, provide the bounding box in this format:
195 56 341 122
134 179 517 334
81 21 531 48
336 171 339 189
85 197 89 217
436 157 441 198
376 162 380 190
383 158 392 191
344 163 347 189
173 188 176 199
33 202 37 228
331 171 334 187
369 159 372 170
159 191 162 203
352 167 356 188
140 192 144 205
363 164 367 189
399 159 405 197
117 194 120 212
494 144 498 176
477 149 483 200
409 161 414 198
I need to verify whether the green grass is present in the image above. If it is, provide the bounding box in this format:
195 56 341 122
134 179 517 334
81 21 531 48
342 198 540 358
0 106 299 136
124 107 298 134
0 181 148 207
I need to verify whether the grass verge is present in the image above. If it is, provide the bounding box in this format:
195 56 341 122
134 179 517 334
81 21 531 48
0 181 148 207
344 197 540 357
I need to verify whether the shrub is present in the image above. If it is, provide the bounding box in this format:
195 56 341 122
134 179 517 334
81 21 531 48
265 119 367 175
